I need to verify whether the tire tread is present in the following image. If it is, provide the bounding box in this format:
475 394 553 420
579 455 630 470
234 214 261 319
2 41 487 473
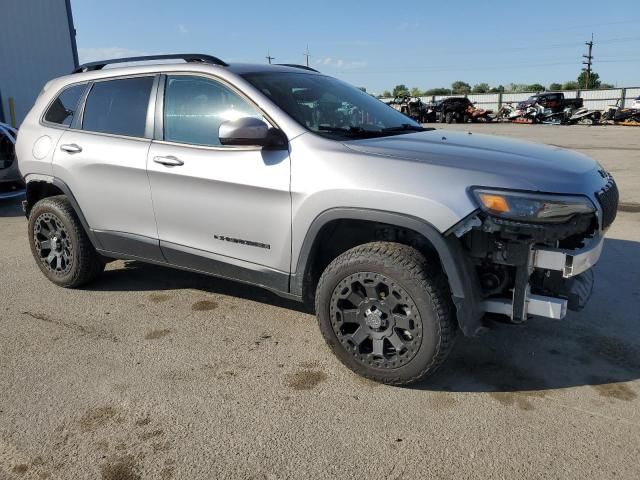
315 241 456 386
28 195 104 288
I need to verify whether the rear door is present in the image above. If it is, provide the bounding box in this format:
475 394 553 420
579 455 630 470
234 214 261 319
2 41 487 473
146 74 291 287
51 75 162 260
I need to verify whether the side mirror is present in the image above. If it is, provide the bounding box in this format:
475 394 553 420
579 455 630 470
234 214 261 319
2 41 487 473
219 117 287 149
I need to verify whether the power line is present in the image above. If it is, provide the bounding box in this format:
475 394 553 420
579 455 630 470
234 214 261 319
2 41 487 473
334 57 640 75
535 19 638 33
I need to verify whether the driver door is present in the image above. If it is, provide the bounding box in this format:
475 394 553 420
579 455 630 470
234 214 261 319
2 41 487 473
147 74 291 288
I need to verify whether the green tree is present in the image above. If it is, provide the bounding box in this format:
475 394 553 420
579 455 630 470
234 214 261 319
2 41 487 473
424 87 451 95
392 84 410 97
577 71 601 89
382 90 392 98
548 83 562 91
508 83 540 92
451 81 471 94
600 83 615 89
489 85 505 93
527 83 545 92
562 81 579 90
472 83 490 93
506 83 529 92
410 87 423 97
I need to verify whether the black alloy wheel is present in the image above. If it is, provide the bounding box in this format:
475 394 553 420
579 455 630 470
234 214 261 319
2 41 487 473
33 212 73 274
329 272 422 369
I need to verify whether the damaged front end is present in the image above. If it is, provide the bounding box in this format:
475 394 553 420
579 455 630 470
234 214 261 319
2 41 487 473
455 177 618 324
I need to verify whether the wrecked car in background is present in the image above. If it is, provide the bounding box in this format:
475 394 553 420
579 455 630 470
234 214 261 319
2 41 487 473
517 92 583 112
464 103 494 122
425 97 473 123
389 96 429 123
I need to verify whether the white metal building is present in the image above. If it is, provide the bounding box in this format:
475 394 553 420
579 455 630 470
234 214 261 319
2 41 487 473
0 0 78 126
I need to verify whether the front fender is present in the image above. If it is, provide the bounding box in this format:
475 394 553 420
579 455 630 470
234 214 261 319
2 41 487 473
291 208 484 336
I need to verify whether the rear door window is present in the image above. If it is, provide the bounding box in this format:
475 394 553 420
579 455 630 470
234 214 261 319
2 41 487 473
44 84 86 126
82 76 154 137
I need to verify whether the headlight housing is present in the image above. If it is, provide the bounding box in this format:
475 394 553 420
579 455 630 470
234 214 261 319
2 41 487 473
471 188 595 223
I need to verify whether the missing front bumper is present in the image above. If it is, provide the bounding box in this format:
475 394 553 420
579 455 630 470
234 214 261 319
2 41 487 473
481 237 601 322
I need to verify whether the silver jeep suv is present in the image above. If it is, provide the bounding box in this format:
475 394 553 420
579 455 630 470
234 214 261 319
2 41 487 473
16 54 618 385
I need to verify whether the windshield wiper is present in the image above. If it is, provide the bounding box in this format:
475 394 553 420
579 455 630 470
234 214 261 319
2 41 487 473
317 125 383 137
317 124 432 139
381 124 430 133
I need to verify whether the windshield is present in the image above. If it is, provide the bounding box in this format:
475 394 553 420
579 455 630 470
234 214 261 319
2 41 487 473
241 72 425 139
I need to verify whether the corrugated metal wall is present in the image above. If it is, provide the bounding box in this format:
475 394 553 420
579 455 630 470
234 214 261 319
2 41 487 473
0 0 77 126
383 87 638 112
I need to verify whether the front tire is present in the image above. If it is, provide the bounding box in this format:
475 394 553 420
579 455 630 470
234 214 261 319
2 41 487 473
28 195 104 288
315 242 457 385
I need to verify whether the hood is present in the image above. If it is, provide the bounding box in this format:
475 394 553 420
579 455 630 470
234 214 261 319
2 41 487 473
343 129 605 196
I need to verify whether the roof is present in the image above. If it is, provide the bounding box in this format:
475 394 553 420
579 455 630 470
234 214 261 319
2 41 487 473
72 53 320 76
41 56 325 96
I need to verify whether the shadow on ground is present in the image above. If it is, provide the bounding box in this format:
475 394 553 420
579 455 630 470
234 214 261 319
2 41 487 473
422 237 640 393
87 237 640 394
88 259 311 314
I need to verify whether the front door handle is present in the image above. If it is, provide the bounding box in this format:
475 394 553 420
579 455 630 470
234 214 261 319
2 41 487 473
153 155 184 167
60 143 82 154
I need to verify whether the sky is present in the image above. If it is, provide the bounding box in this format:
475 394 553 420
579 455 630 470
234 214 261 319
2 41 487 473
70 0 640 94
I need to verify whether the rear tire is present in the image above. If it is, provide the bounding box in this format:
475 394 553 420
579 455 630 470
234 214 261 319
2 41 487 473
28 195 104 288
315 242 457 386
445 112 454 124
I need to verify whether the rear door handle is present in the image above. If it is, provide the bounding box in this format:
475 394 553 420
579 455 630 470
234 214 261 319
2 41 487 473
153 155 184 167
60 143 82 154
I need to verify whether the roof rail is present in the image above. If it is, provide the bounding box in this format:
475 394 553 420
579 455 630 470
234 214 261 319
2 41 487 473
276 63 319 73
72 53 228 73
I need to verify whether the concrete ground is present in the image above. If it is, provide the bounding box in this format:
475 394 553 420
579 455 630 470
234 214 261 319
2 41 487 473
0 125 639 479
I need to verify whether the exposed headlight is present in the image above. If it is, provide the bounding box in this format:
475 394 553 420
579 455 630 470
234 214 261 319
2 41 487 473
471 188 595 223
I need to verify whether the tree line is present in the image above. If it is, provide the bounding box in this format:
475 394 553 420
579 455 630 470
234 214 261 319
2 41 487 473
382 71 614 97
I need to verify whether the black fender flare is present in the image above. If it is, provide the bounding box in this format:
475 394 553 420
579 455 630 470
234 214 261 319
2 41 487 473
290 208 484 336
25 177 103 250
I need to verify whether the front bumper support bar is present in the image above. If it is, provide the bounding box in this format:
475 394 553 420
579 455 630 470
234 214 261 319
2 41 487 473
532 235 604 278
483 289 568 321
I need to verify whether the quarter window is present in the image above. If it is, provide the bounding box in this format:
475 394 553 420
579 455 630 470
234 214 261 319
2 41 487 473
82 77 154 137
163 75 263 147
44 84 86 126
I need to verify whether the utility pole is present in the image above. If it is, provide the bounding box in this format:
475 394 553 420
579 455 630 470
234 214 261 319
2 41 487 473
266 50 275 64
303 44 310 68
582 33 594 89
